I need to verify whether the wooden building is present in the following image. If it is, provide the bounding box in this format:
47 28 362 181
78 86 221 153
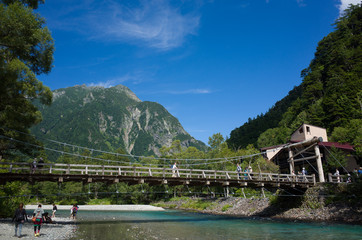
260 124 357 182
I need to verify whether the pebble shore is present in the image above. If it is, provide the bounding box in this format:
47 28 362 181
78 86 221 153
0 205 164 239
0 217 76 240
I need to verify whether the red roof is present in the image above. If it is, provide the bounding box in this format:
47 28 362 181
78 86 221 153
319 142 355 151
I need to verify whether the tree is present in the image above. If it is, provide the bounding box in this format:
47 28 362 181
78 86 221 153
331 119 362 157
208 133 224 150
0 0 54 159
257 127 291 149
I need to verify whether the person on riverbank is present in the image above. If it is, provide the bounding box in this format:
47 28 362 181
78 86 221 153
33 204 45 237
70 204 78 220
52 203 57 218
12 203 28 238
236 164 242 179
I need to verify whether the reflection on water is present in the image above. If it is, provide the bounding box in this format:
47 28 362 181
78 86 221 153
55 210 362 240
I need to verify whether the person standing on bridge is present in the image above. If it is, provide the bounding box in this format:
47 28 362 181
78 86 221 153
236 164 242 179
38 157 44 173
334 168 340 183
172 162 178 177
31 158 37 174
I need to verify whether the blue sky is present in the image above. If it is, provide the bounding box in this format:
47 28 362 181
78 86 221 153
36 0 359 144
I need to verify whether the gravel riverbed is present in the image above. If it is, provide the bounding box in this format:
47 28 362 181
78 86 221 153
0 205 164 239
0 217 76 240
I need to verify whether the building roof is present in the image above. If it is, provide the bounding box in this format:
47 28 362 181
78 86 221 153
318 142 355 151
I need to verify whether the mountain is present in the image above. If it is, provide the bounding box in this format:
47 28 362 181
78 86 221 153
31 84 206 157
227 85 302 150
227 4 362 150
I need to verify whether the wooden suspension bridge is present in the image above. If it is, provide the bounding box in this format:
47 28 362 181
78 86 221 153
0 162 316 189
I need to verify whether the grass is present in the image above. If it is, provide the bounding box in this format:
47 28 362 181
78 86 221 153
221 204 232 212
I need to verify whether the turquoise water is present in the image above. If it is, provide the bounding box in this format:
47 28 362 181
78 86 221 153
53 210 362 240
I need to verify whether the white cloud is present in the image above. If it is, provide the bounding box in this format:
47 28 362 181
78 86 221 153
56 0 200 50
164 89 211 95
337 0 361 16
87 72 147 88
141 88 212 95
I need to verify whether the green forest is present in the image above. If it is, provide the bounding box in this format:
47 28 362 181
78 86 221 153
0 1 361 217
228 4 362 157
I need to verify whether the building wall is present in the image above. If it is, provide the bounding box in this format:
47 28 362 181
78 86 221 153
290 124 328 142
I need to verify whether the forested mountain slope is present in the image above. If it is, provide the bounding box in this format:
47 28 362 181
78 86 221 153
227 4 362 153
32 84 206 157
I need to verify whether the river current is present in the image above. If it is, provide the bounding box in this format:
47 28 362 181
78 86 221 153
52 210 361 240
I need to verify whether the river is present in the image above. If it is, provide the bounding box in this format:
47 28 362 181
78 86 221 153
45 210 362 240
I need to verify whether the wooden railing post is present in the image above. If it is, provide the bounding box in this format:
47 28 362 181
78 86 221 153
49 165 53 174
67 164 70 174
102 165 105 175
328 173 332 182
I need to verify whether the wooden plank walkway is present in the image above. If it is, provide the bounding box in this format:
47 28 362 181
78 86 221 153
0 162 316 188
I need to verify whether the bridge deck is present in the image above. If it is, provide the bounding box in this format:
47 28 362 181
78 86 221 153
0 162 316 188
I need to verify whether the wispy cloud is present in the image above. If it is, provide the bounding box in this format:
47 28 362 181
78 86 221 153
52 0 200 50
165 89 211 95
138 88 212 95
87 71 148 88
337 0 361 16
296 0 306 7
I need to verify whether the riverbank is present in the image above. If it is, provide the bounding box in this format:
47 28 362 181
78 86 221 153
0 205 164 239
153 187 362 225
0 217 76 240
26 205 165 211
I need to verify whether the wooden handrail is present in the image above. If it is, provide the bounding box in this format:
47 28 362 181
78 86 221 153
0 162 317 185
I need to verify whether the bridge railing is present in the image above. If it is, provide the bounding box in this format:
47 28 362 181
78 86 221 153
0 162 315 184
327 173 351 183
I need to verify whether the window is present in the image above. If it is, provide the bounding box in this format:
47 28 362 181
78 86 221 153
299 128 303 134
306 126 311 134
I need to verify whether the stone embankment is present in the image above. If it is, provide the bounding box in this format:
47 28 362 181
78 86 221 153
155 185 362 224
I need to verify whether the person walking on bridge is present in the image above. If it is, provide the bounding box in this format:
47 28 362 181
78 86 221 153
172 162 178 177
